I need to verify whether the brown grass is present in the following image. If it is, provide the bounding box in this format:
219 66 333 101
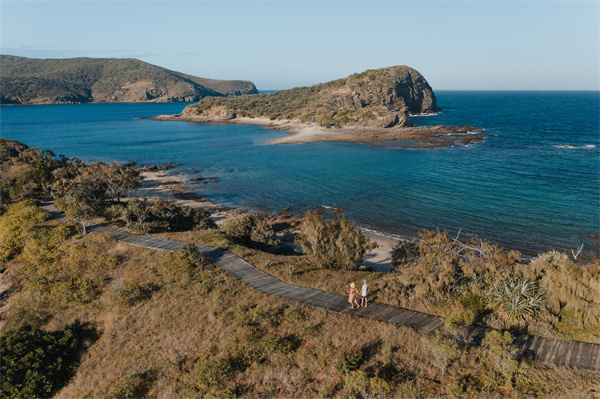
2 224 599 398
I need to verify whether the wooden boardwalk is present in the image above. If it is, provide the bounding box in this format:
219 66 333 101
83 223 600 372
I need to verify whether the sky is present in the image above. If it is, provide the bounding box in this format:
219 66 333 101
1 1 598 90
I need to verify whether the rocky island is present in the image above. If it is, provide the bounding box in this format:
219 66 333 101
155 66 484 148
0 55 258 105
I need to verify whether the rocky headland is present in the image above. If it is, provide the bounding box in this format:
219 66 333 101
154 65 483 147
0 55 258 105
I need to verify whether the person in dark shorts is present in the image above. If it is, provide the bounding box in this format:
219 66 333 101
360 279 368 307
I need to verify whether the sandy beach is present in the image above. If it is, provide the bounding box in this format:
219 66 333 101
153 114 484 148
138 170 398 271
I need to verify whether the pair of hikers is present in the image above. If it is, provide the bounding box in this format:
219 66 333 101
348 280 368 309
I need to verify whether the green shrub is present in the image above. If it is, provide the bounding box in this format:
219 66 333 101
343 370 390 398
195 355 235 388
116 282 160 306
337 348 363 374
119 198 216 233
181 242 213 270
220 214 278 248
391 239 420 268
0 320 97 399
425 332 461 375
0 200 49 261
296 211 376 270
108 370 156 399
487 276 544 327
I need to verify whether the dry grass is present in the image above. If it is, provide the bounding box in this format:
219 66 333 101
2 225 599 398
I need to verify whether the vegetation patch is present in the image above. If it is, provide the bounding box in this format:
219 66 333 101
0 321 98 399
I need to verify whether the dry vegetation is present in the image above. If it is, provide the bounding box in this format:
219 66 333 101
158 226 600 345
2 214 599 398
2 138 599 398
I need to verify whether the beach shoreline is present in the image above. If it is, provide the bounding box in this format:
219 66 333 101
152 114 484 148
137 169 399 272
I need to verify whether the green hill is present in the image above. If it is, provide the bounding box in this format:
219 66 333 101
0 55 258 105
184 65 440 128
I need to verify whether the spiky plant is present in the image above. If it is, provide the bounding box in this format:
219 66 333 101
488 276 544 325
180 242 211 269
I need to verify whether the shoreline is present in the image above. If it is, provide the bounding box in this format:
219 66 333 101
137 170 399 272
152 114 484 148
137 169 599 265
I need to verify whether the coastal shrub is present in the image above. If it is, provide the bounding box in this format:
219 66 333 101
195 355 236 388
0 200 49 261
296 211 376 270
115 282 160 306
56 187 97 233
0 320 98 399
103 161 142 203
119 198 216 233
337 348 363 374
343 370 390 398
51 160 142 209
181 242 213 270
220 214 278 248
0 141 65 208
487 276 544 327
391 239 420 268
107 371 156 399
479 330 532 390
11 233 119 322
525 250 600 333
425 332 462 376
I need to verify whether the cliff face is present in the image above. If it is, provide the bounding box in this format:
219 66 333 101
0 55 258 105
183 65 440 128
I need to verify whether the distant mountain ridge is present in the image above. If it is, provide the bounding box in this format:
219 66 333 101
182 65 440 128
0 55 258 105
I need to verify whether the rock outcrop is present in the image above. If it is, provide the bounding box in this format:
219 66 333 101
0 55 258 105
180 65 440 128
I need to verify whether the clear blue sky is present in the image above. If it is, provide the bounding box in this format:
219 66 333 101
2 1 598 90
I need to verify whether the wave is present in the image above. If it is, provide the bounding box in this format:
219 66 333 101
555 144 597 149
409 112 442 117
359 226 407 242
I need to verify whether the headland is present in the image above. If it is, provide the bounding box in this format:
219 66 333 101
154 65 484 147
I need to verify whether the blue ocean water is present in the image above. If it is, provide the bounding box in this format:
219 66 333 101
1 92 598 258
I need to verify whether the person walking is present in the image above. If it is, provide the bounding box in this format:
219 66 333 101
360 279 368 308
348 283 360 309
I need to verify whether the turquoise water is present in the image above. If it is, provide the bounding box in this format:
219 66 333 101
1 91 598 258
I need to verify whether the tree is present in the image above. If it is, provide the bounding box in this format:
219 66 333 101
60 188 96 234
296 211 376 270
103 161 142 203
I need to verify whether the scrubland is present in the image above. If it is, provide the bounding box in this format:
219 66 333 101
1 137 599 398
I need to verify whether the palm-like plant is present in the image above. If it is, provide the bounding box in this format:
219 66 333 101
488 276 544 325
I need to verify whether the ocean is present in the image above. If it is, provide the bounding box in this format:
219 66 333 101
1 91 598 259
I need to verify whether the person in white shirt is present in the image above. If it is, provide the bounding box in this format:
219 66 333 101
360 279 368 308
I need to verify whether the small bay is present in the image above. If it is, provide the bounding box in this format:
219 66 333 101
1 91 598 258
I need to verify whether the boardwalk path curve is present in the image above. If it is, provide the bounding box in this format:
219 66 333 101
81 223 600 372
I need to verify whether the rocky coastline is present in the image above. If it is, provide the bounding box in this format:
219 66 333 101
153 65 484 148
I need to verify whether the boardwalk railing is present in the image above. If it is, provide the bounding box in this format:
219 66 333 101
84 223 600 372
